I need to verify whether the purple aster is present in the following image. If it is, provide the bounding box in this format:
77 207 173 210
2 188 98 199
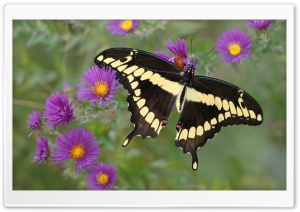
87 162 117 190
32 137 50 163
77 65 119 107
215 28 252 63
245 20 272 30
107 20 140 36
52 128 100 175
27 110 42 137
155 38 194 72
44 91 76 129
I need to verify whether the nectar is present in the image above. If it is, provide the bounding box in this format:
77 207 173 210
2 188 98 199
120 20 133 31
97 172 109 185
69 144 85 160
93 81 109 98
228 43 241 56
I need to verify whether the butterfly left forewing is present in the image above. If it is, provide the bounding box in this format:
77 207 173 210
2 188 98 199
95 48 184 146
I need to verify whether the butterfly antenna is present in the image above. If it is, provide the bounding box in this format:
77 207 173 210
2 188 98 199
190 38 194 62
194 47 215 65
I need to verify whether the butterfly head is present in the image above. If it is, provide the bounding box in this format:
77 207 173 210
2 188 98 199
187 64 196 72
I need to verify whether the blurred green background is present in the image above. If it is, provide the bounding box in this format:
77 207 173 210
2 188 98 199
13 20 286 190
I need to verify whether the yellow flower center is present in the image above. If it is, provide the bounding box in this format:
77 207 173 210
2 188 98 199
96 173 109 185
92 81 109 98
175 55 185 70
120 20 133 31
69 144 85 160
228 43 241 56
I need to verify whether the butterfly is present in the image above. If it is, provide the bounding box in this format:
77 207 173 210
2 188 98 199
94 48 263 170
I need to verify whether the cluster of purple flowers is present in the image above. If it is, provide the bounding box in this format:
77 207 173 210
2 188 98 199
27 65 120 190
153 20 272 65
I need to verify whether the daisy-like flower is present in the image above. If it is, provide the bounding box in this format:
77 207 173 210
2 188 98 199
33 137 50 163
52 128 100 175
27 110 42 137
77 65 119 107
155 38 194 72
44 91 76 130
216 28 252 63
87 162 117 190
244 20 272 30
106 20 140 36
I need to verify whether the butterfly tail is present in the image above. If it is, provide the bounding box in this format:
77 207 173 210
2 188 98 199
122 130 137 147
192 150 198 170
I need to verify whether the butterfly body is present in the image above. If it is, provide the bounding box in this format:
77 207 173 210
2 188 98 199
95 48 263 170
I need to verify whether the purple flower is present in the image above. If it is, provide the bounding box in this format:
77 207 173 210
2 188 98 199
52 128 100 175
33 137 50 163
107 20 140 36
87 162 117 190
245 20 272 30
44 91 76 129
27 110 42 137
216 28 252 63
155 38 194 71
77 65 119 106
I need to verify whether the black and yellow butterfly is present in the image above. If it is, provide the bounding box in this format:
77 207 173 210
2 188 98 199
95 48 263 170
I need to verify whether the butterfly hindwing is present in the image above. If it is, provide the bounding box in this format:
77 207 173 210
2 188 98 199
175 76 263 170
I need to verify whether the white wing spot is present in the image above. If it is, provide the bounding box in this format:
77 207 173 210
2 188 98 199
134 89 141 96
249 110 256 119
151 119 160 131
127 75 134 83
218 113 224 122
229 101 237 115
193 162 198 170
132 96 141 102
111 56 132 68
140 71 153 81
97 55 104 62
204 121 211 131
137 98 146 108
188 127 196 139
117 64 128 72
214 97 222 110
131 81 139 89
123 65 139 75
103 57 115 64
237 107 243 116
133 68 145 77
222 99 229 111
210 118 217 125
145 112 155 124
257 114 262 122
140 107 149 117
179 129 188 140
225 111 231 119
197 126 204 136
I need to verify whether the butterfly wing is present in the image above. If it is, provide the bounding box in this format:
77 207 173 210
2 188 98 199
175 76 263 170
95 48 184 146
